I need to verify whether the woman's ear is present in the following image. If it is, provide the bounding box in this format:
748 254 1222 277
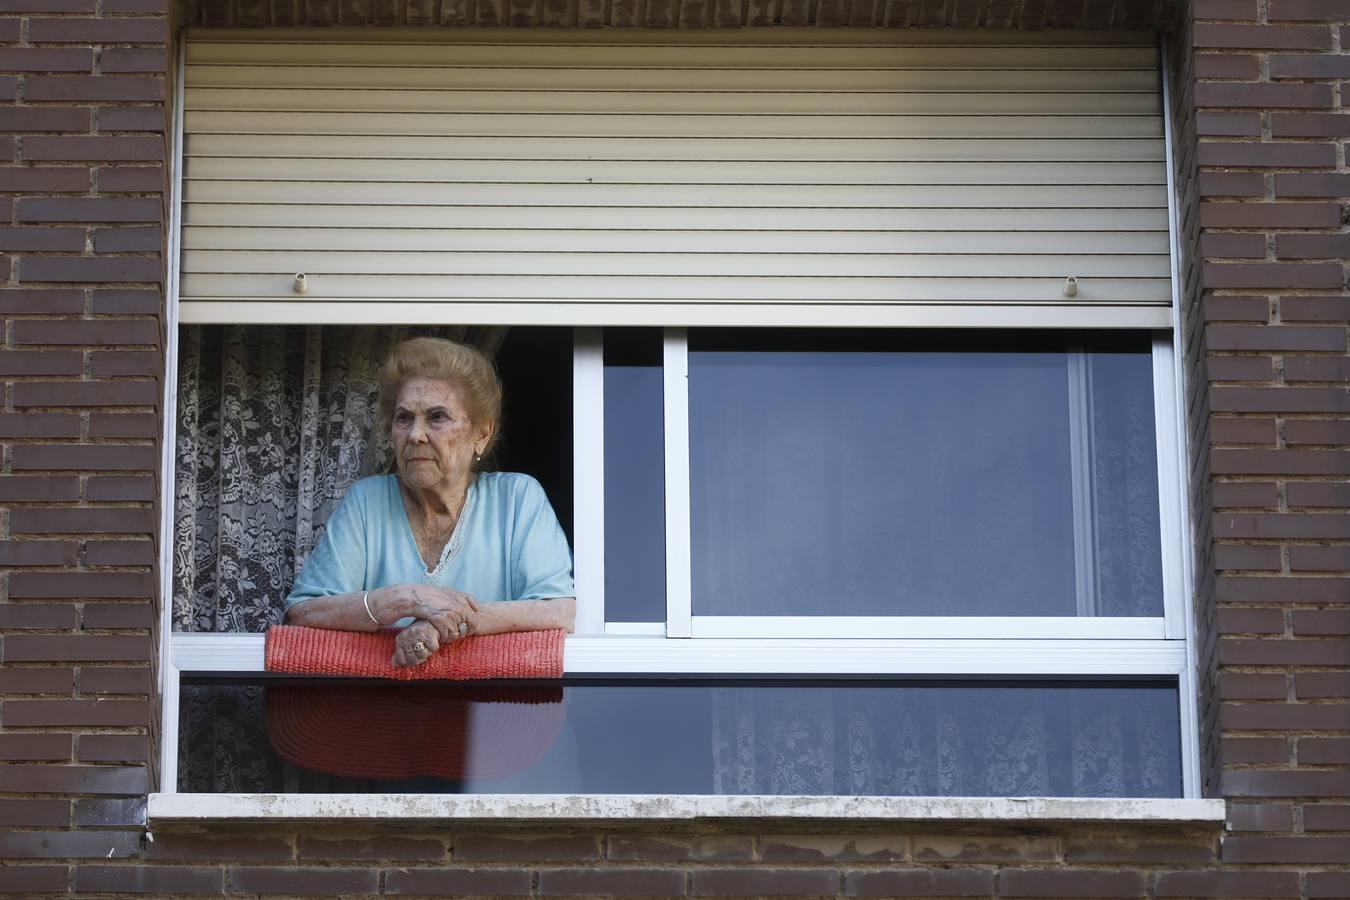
475 418 495 456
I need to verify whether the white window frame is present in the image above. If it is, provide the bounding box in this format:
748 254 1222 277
156 34 1202 803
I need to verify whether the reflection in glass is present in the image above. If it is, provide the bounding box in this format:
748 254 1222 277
179 679 1181 798
688 334 1162 617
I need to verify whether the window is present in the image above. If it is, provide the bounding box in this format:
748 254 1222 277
160 30 1198 803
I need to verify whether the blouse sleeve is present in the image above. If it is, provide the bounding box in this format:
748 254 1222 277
511 476 576 601
285 482 369 612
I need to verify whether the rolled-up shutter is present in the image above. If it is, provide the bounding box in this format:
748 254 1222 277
179 30 1171 328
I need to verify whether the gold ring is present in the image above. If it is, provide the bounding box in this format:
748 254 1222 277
412 641 427 653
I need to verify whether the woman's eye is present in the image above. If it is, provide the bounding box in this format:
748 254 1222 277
431 411 450 422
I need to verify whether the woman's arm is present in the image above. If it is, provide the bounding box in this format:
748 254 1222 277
467 596 576 636
285 583 479 640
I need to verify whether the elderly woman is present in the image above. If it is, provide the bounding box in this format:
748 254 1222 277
284 337 575 668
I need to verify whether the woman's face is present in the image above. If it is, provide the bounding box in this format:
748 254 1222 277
390 376 492 493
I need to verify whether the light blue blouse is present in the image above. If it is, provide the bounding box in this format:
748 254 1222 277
285 472 574 621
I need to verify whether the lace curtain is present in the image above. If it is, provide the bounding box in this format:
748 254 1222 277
173 324 506 633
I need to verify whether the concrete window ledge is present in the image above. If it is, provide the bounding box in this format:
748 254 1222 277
147 793 1226 824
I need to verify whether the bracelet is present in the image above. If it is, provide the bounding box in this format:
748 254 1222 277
362 591 382 626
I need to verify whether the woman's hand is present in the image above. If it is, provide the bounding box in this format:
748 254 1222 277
375 583 479 642
391 618 441 668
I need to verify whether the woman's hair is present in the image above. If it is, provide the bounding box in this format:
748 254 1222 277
377 337 503 461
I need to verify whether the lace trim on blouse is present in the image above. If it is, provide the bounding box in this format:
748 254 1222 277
419 482 474 584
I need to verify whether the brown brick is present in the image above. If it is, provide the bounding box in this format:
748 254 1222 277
4 698 148 727
91 351 161 377
0 602 79 628
77 734 150 763
1227 802 1295 831
1211 449 1350 474
1199 202 1340 228
1200 233 1266 258
0 168 90 195
0 0 93 9
1000 869 1144 898
608 835 753 861
26 16 167 42
145 833 294 861
12 445 159 471
80 666 151 693
1195 52 1260 77
1224 736 1293 763
12 381 159 408
20 256 162 284
89 413 158 438
1204 295 1271 322
2 634 151 662
1156 870 1300 898
99 48 168 73
0 228 86 252
1276 174 1350 199
1270 53 1350 77
1199 172 1265 197
844 868 992 897
1290 546 1350 572
1297 672 1350 698
1194 22 1334 48
692 869 839 897
0 541 78 566
1209 325 1346 352
21 136 164 163
297 835 446 861
453 833 600 861
0 418 81 442
1278 233 1350 259
760 836 904 862
1292 608 1350 633
95 167 165 193
1310 872 1350 898
539 868 688 896
0 667 74 693
10 554 147 592
1223 835 1350 864
74 798 144 827
1210 416 1277 443
1212 481 1279 508
227 867 378 895
82 602 153 629
1207 357 1276 382
0 47 93 71
1269 0 1350 18
0 107 91 132
1301 737 1350 764
1197 82 1335 107
18 197 160 223
0 865 69 893
0 799 69 827
1065 836 1214 865
1214 542 1283 570
1215 388 1350 415
1218 576 1349 602
14 319 158 346
85 476 156 502
1287 481 1350 507
85 540 155 566
1222 700 1350 730
1197 111 1262 135
0 733 72 761
1273 113 1350 137
0 831 138 859
1286 356 1350 383
1206 262 1344 290
0 289 84 314
74 866 222 895
1304 804 1350 830
26 76 162 103
0 350 83 377
1194 0 1258 17
1198 141 1337 167
913 835 1055 863
385 868 532 896
93 227 162 253
1220 671 1290 701
92 289 161 315
10 507 155 534
1220 637 1350 665
1217 606 1286 638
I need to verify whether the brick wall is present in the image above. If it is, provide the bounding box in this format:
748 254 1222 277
1193 0 1350 892
0 0 169 890
3 0 1349 897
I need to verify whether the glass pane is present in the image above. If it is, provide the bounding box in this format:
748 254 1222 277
688 331 1163 618
603 329 665 622
179 678 1181 797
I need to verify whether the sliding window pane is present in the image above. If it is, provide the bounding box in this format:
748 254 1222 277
688 331 1163 617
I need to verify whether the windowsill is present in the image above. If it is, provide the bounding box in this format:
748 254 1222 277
147 793 1225 824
